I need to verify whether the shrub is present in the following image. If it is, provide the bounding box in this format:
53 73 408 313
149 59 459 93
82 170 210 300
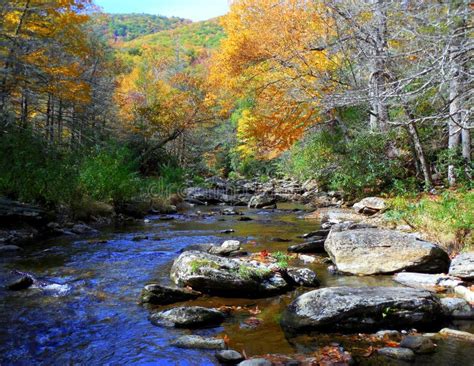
79 143 142 204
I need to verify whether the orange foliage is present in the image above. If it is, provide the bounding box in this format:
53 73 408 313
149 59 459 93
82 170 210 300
209 0 339 158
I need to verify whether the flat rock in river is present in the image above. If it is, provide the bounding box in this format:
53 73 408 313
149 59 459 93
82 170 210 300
449 252 474 280
281 286 442 333
149 306 225 328
171 335 225 349
288 239 326 254
170 251 290 297
324 228 450 275
140 284 201 305
393 272 463 292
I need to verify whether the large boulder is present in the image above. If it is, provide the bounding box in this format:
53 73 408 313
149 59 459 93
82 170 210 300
170 251 290 297
248 193 276 209
0 197 51 228
449 252 474 280
140 284 201 305
149 306 225 328
324 228 450 275
281 286 443 333
393 272 463 292
353 197 386 215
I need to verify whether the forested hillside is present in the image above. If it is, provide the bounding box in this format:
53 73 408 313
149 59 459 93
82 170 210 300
91 13 191 42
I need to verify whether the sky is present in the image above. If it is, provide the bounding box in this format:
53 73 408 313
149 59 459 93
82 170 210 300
95 0 230 22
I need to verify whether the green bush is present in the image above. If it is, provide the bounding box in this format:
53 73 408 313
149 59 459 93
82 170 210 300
79 143 142 204
0 128 79 206
281 126 405 198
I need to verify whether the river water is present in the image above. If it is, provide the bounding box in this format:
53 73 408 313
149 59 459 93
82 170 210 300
1 204 473 365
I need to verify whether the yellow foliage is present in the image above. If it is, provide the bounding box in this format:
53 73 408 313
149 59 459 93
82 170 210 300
209 0 339 158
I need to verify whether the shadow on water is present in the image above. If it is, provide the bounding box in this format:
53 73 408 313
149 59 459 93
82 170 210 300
0 204 473 365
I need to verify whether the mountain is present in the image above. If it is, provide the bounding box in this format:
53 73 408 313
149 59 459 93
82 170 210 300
91 13 192 42
121 19 225 52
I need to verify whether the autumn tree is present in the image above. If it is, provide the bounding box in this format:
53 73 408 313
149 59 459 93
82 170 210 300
115 44 214 167
210 0 338 158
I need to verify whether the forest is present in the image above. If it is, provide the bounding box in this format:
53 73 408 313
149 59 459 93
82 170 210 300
0 1 473 364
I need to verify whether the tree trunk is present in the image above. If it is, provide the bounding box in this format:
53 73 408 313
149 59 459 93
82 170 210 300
368 0 388 132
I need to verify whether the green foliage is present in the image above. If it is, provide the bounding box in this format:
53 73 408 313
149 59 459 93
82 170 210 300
436 148 473 188
385 190 474 251
0 128 79 206
91 13 190 42
79 143 142 204
272 251 290 269
281 123 405 197
189 259 220 273
0 128 162 208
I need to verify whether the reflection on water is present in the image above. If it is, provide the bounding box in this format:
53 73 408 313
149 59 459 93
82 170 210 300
0 204 472 365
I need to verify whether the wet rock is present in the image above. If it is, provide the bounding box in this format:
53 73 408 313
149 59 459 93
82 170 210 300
238 216 253 221
209 240 241 256
170 251 290 297
400 335 436 354
7 275 34 291
238 359 272 366
215 349 244 364
454 285 474 302
179 243 215 253
222 208 241 216
316 208 363 224
353 197 386 215
132 235 149 242
449 252 474 280
375 330 402 341
149 306 225 328
298 229 330 239
393 272 463 292
71 223 98 235
0 197 50 227
324 228 450 275
140 284 201 305
0 244 23 253
378 347 415 361
248 193 276 209
440 297 474 319
438 328 474 342
285 268 320 287
220 229 235 234
288 239 326 254
281 286 442 333
185 188 224 204
171 335 225 350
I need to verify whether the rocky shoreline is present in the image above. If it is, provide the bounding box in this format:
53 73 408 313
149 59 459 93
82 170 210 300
136 179 474 365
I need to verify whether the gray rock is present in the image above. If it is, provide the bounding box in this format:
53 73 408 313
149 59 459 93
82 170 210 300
438 328 474 342
149 306 225 328
170 251 290 297
378 347 415 361
171 335 225 349
299 229 330 239
400 335 436 354
375 330 402 341
140 284 201 305
215 349 244 364
324 228 450 275
0 244 23 253
393 272 463 292
248 193 276 209
238 359 272 366
7 275 34 290
288 239 326 254
449 252 474 280
440 297 474 319
286 268 320 287
281 286 442 333
353 197 386 215
71 223 98 235
209 240 241 256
